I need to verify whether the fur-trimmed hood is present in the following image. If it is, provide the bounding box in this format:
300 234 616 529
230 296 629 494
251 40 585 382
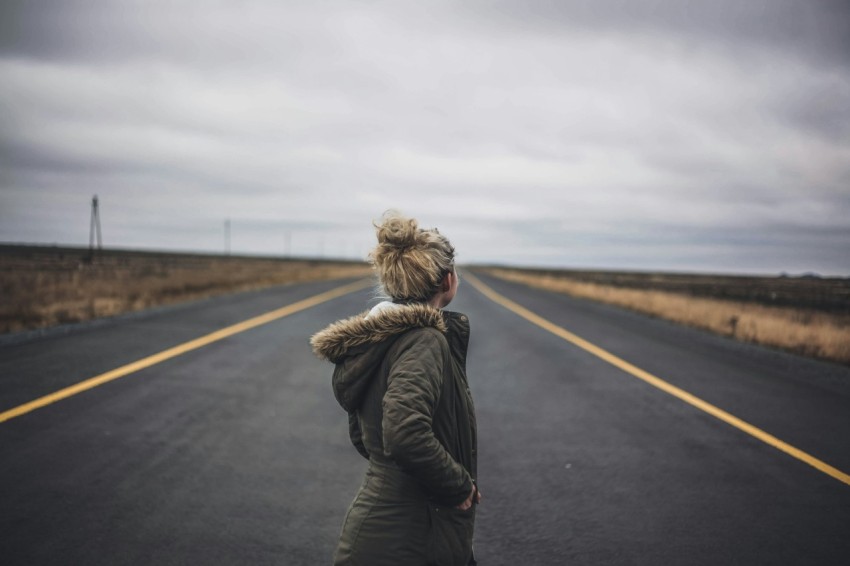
312 303 470 415
311 302 447 364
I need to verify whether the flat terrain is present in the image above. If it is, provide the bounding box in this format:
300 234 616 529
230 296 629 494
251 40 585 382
0 244 369 333
484 267 850 364
483 265 850 312
1 272 848 565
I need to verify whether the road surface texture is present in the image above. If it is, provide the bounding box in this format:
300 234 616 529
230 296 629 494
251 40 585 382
1 271 848 565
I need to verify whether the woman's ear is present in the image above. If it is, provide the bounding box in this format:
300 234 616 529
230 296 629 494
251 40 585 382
441 271 454 293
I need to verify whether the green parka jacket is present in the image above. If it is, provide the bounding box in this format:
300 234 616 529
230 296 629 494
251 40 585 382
311 302 478 566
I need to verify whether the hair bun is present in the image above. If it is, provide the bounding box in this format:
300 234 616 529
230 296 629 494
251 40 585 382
369 210 456 302
376 211 418 249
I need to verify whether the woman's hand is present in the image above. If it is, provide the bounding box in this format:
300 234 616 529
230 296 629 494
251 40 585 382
455 485 482 510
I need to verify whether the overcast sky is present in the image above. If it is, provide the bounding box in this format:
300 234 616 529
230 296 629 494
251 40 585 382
1 0 848 275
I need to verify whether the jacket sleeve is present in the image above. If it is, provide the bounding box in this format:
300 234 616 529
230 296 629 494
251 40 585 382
381 328 473 506
348 411 370 460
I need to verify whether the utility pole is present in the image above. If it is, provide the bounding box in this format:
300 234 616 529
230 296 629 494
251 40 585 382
224 219 231 255
89 195 102 251
285 230 291 257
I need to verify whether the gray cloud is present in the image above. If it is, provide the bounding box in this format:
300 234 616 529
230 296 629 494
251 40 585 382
459 0 850 70
1 0 848 274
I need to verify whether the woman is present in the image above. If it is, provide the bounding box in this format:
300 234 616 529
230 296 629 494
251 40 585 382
311 211 480 566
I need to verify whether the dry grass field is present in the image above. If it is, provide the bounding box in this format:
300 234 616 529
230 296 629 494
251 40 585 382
5 245 847 365
481 267 850 366
0 245 371 334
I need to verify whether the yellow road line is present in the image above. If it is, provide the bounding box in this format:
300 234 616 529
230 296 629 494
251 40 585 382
0 278 371 425
463 271 850 487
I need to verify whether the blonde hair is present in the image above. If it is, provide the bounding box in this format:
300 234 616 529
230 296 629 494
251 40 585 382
369 210 456 303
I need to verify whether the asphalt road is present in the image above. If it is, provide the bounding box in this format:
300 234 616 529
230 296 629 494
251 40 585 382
1 271 848 565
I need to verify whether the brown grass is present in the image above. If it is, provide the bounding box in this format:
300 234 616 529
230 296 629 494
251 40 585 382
0 246 371 334
481 268 850 365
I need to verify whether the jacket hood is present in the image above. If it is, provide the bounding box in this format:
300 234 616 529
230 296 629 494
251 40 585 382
311 302 447 364
311 302 449 412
